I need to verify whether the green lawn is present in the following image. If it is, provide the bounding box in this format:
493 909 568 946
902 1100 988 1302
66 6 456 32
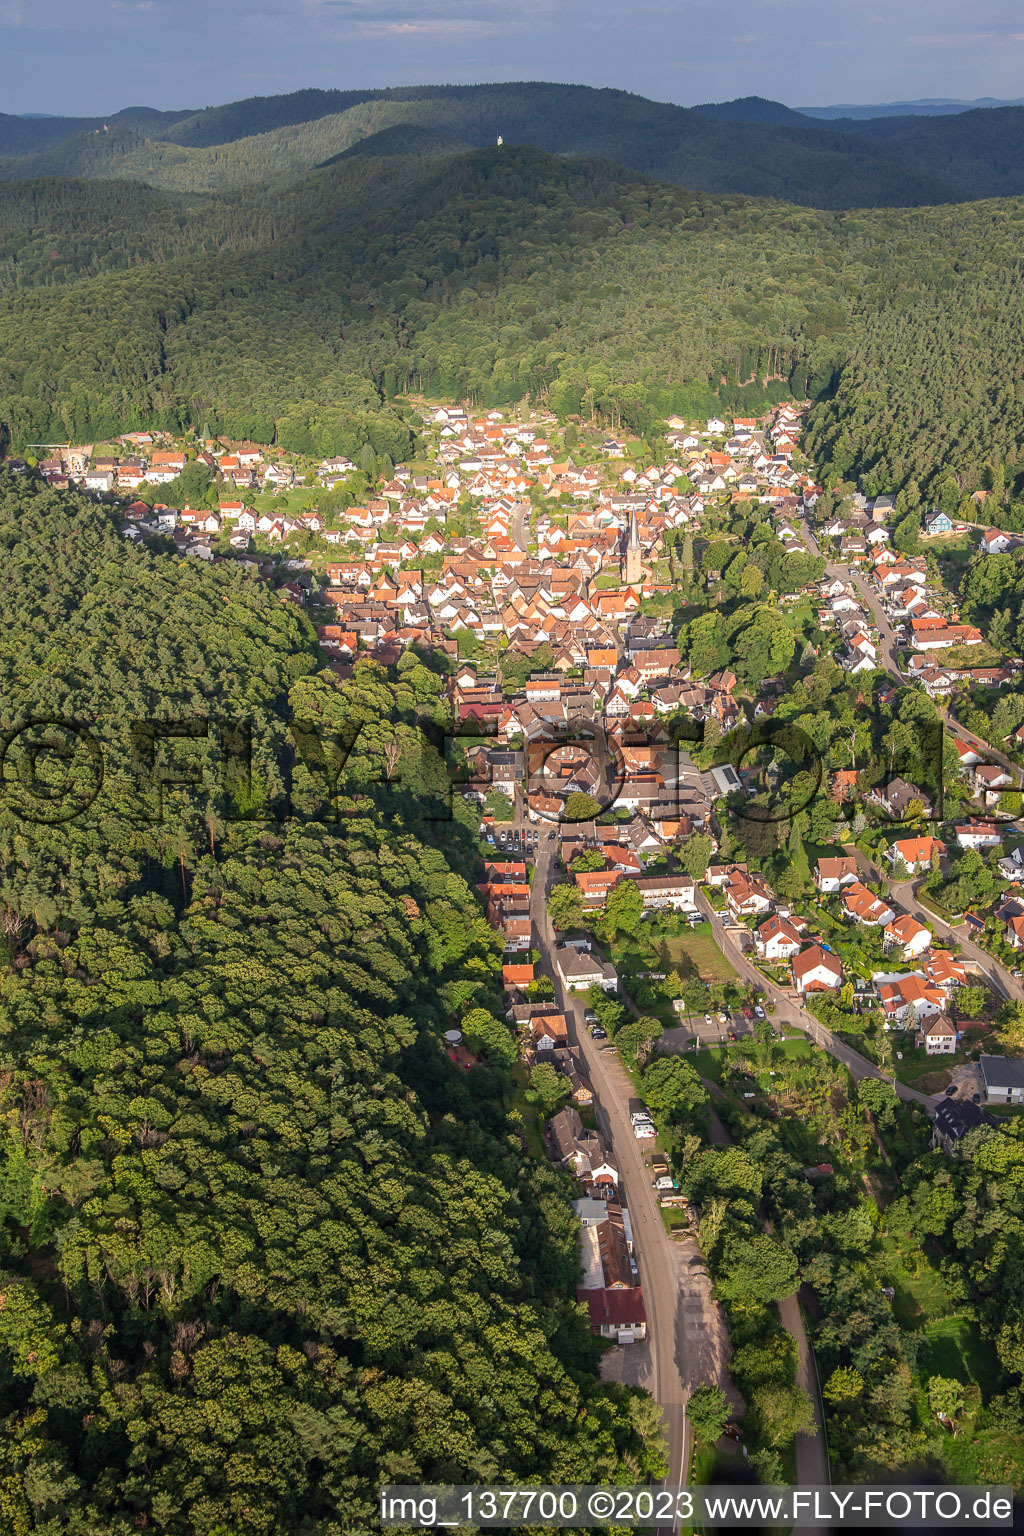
892 1050 956 1091
939 1423 1024 1490
775 1038 816 1062
655 924 737 986
873 1231 951 1327
920 1316 1001 1389
689 1038 814 1090
660 1207 692 1234
691 1048 727 1084
507 1061 546 1158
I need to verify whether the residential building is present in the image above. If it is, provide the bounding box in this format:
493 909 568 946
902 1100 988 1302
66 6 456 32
876 973 945 1024
954 820 1004 851
756 913 802 962
886 835 944 873
841 881 896 927
577 1287 647 1344
813 856 858 894
883 914 932 961
980 1055 1024 1105
792 944 843 994
556 947 618 993
918 1015 958 1055
932 1097 998 1153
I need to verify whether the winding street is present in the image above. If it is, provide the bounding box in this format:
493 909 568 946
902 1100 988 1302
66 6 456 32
798 503 1024 998
690 892 940 1111
887 875 1024 1003
801 515 906 677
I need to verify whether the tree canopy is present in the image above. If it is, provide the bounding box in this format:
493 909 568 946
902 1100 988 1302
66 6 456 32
0 473 653 1531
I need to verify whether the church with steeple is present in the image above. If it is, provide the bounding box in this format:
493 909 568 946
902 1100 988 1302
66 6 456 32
621 509 642 586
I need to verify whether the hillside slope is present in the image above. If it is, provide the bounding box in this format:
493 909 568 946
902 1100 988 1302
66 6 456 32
0 469 657 1530
2 144 1024 496
826 104 1024 199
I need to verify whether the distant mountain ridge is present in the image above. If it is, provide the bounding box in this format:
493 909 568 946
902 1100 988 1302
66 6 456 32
800 96 1024 119
4 81 1024 207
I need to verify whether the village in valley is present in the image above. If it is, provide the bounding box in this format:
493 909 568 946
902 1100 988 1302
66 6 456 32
18 395 1024 1474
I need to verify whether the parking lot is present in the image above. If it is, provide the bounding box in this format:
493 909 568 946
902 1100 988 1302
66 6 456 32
489 823 540 856
669 1007 764 1046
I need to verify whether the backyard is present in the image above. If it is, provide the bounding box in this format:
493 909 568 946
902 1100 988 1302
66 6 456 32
654 922 738 987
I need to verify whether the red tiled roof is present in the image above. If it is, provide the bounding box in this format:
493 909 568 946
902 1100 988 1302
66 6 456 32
577 1288 647 1327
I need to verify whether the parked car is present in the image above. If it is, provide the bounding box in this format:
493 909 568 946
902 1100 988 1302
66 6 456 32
583 1010 597 1023
703 1014 713 1025
754 1005 766 1020
590 1026 608 1040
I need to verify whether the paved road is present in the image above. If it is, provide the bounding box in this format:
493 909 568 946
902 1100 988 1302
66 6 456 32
512 499 529 551
941 710 1023 783
691 893 939 1112
532 840 739 1503
847 570 906 678
803 513 1024 790
888 874 1024 1002
800 514 905 678
798 509 1024 998
778 1290 830 1492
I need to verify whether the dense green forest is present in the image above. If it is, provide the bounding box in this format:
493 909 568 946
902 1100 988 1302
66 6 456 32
3 142 1024 493
0 473 658 1533
11 83 1024 209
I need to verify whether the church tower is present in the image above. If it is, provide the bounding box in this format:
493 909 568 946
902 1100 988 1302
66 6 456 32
622 509 642 586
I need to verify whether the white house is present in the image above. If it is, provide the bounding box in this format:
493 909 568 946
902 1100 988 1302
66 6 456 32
980 1054 1024 1104
885 835 944 874
919 1016 958 1055
883 914 932 961
876 973 944 1024
792 944 843 995
631 876 698 912
756 913 802 962
954 820 1004 851
813 856 858 894
556 948 618 993
841 881 896 927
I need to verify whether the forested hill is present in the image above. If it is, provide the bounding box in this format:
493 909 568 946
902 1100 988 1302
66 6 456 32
0 471 659 1531
12 82 1024 207
0 82 983 208
0 105 190 158
4 143 1024 495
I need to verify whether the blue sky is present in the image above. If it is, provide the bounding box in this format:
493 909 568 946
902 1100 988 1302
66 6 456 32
3 0 1024 115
